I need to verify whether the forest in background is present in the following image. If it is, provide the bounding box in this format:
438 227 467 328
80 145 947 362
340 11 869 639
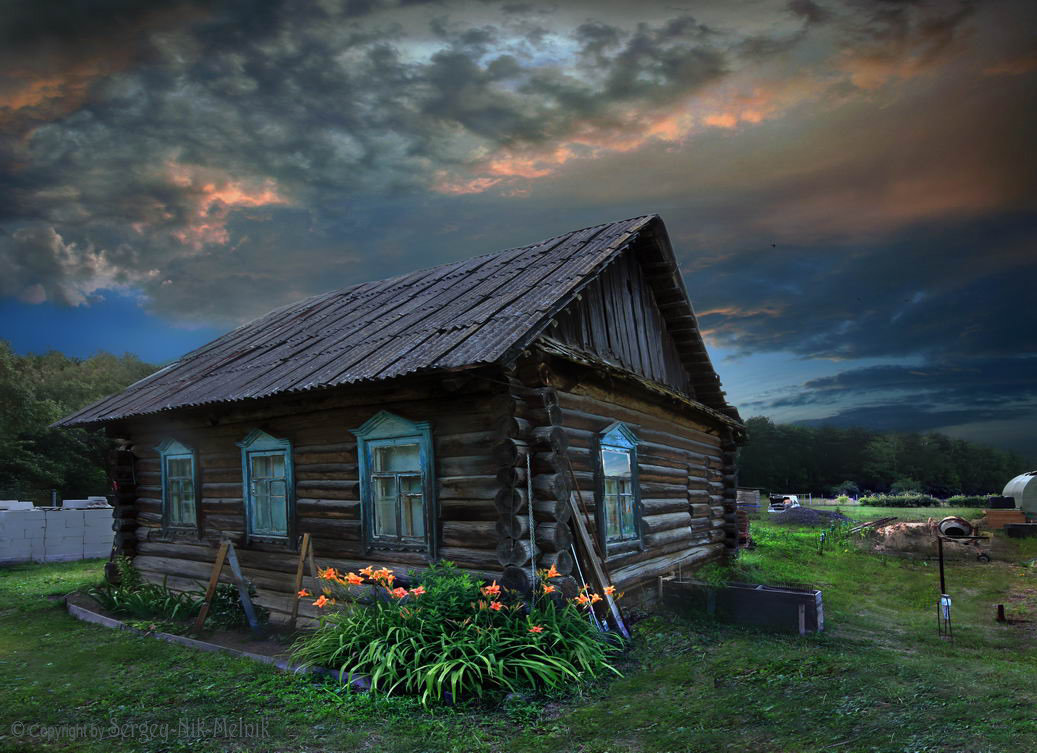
0 341 155 504
737 416 1028 498
0 340 1028 504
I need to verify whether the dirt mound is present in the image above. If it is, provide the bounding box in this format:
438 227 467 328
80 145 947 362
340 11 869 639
872 519 983 558
770 507 851 526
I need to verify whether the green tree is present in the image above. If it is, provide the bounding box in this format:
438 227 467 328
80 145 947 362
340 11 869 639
0 340 157 503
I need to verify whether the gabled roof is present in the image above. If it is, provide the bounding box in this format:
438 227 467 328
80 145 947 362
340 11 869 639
58 215 738 427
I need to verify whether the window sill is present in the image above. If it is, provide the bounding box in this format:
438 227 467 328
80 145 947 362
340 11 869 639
368 542 430 555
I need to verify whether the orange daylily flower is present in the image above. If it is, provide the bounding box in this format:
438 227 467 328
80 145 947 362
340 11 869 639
574 593 591 606
390 587 409 599
313 595 329 608
481 581 501 597
409 585 426 597
345 572 364 586
604 585 616 596
297 588 311 598
489 600 504 611
590 593 603 604
545 564 560 579
529 625 544 634
360 566 375 577
318 567 338 580
542 584 556 595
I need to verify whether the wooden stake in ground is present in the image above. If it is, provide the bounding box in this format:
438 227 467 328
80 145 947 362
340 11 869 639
193 540 229 632
288 533 313 631
193 538 265 639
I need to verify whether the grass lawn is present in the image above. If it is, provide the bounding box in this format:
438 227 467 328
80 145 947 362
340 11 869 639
2 518 1035 753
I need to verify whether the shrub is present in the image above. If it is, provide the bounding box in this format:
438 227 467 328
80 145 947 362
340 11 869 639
292 562 621 705
89 559 200 622
859 493 941 508
835 495 851 505
945 494 995 507
832 481 859 497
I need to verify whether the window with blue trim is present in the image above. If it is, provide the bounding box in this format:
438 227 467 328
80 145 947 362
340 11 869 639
238 430 294 539
599 423 641 545
156 439 198 530
352 411 435 554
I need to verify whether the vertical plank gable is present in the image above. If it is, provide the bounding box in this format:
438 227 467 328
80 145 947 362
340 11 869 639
548 252 694 396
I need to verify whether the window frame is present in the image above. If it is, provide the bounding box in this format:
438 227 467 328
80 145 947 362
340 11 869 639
595 422 643 553
237 429 295 546
351 411 436 558
155 438 199 534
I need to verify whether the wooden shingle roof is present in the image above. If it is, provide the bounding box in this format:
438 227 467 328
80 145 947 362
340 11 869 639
58 215 737 427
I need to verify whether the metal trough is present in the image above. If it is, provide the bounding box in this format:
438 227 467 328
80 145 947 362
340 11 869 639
662 579 824 634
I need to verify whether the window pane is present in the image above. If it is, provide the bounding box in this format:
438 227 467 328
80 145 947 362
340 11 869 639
373 443 420 473
270 453 285 478
620 490 636 537
373 476 398 537
252 454 270 478
169 480 182 524
268 495 287 535
253 480 271 533
601 449 630 478
180 480 196 526
168 457 191 478
399 475 423 538
604 491 621 542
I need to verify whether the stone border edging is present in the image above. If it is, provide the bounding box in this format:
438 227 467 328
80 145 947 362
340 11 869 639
64 597 369 689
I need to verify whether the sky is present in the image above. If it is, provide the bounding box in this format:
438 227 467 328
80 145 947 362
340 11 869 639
1 0 1034 459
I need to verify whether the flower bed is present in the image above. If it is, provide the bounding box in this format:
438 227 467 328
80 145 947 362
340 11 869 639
87 556 268 634
291 562 622 705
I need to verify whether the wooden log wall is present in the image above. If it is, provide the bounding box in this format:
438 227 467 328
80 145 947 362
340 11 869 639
493 361 575 595
118 373 516 624
533 355 734 591
109 447 137 558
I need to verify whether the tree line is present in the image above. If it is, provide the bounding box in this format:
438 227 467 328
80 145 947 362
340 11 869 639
0 340 156 504
1 338 1028 504
737 416 1028 498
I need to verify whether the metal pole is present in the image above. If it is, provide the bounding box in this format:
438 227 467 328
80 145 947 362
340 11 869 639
938 536 946 594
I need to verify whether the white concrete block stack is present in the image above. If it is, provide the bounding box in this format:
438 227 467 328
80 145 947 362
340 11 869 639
0 501 114 565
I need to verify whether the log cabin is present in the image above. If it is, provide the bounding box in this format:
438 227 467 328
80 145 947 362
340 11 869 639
58 214 745 622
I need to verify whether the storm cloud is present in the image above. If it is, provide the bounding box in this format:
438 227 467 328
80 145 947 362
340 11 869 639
1 0 1035 455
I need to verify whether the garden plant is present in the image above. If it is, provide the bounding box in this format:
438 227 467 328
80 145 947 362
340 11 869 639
291 561 622 704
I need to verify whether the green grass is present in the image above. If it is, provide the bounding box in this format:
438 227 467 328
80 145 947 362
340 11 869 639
2 523 1035 752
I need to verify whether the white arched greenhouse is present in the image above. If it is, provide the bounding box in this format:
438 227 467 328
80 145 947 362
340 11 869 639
1003 471 1037 516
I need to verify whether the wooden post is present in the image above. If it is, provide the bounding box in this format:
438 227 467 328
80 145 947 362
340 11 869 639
193 540 229 632
192 539 264 639
568 492 630 639
288 533 312 631
224 541 264 639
